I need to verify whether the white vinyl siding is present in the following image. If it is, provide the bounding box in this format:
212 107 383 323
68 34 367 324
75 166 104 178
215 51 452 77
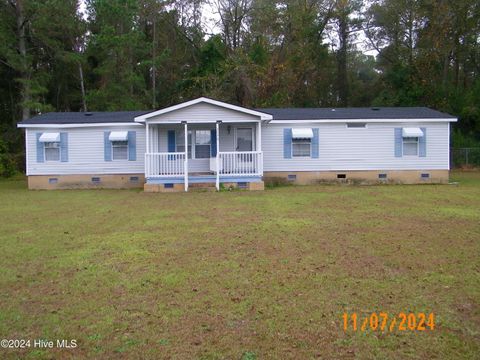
25 119 450 176
146 102 259 123
262 122 449 171
26 125 145 175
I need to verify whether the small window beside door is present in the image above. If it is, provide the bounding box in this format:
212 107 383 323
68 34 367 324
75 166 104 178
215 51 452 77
236 128 253 152
195 130 211 158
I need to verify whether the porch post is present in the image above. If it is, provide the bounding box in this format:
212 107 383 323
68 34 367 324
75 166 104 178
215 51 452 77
145 122 150 178
216 121 220 191
257 121 263 176
146 122 150 152
183 121 188 192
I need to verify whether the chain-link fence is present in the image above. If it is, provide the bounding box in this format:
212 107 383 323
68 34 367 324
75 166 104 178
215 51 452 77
451 148 480 168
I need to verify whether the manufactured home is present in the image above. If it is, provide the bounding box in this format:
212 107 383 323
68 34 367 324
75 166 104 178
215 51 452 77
17 97 457 191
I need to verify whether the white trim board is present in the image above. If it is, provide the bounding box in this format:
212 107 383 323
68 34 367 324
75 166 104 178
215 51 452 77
269 118 457 124
18 122 144 129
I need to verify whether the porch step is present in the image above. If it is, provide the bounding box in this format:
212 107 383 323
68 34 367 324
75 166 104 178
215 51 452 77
188 182 216 192
189 172 214 176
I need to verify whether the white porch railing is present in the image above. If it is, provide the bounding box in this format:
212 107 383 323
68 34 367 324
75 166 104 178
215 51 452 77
218 151 263 176
145 152 185 177
145 151 263 179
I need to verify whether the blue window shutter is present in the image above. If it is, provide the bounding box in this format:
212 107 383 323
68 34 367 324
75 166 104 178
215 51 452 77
128 131 136 161
311 128 319 158
283 128 292 159
36 133 44 163
167 130 176 152
394 128 402 157
104 131 112 161
211 129 217 157
419 127 427 157
60 132 68 162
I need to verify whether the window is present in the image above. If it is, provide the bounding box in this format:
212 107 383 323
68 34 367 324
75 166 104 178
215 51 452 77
177 130 210 159
176 130 192 159
346 123 367 128
292 138 311 157
403 137 419 156
44 142 60 161
112 141 128 160
194 130 211 159
236 128 253 151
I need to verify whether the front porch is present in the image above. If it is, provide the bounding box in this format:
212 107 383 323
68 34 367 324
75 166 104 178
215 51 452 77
143 120 263 191
134 98 272 192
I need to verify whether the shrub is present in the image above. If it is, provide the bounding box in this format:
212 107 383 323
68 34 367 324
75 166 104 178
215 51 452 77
0 139 16 178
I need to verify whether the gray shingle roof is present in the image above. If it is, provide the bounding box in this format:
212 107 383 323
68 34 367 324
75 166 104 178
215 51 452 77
18 111 149 125
18 106 454 125
256 107 456 120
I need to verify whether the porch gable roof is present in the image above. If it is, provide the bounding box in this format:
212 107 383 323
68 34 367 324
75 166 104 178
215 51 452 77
134 97 273 123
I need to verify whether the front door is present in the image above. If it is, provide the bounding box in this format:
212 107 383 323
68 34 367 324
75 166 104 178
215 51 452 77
236 128 253 151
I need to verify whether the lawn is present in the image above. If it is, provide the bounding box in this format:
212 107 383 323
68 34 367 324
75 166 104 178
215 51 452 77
0 171 479 359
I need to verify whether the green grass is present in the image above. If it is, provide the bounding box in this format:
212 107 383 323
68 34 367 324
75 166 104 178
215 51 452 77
0 171 479 359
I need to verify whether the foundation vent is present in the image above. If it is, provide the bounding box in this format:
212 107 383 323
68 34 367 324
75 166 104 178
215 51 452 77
378 173 387 179
337 174 346 179
287 174 297 181
48 178 58 184
237 182 248 189
421 173 430 179
164 183 174 189
91 177 101 184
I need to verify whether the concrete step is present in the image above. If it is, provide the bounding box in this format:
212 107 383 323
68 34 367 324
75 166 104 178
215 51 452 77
188 182 217 192
189 182 216 188
188 186 216 192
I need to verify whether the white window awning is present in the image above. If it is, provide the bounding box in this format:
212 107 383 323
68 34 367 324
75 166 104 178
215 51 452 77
39 132 60 142
402 127 424 137
109 131 128 141
292 128 313 139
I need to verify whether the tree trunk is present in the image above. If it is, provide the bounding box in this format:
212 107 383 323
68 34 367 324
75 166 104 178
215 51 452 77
78 62 87 112
337 14 349 106
15 0 30 120
152 19 156 109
